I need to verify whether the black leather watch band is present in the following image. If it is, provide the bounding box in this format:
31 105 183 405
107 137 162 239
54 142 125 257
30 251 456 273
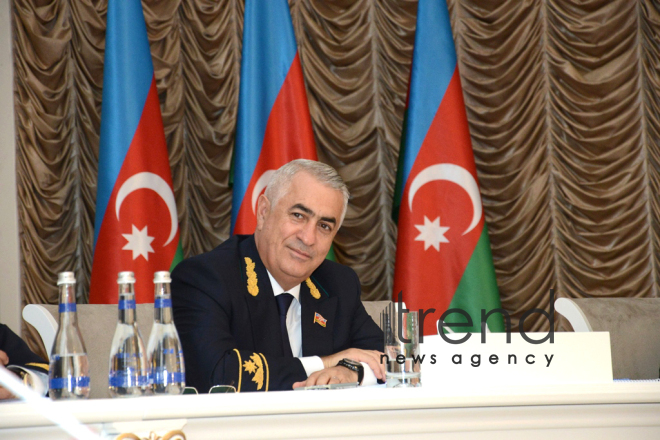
337 358 364 385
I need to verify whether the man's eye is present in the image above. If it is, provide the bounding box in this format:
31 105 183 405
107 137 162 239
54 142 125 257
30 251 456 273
292 212 303 219
320 223 332 232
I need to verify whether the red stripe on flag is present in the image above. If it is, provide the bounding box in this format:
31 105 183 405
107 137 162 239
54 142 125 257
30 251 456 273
234 53 317 234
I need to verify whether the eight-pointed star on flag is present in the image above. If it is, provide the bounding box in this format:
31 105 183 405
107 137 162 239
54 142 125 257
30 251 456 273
414 216 450 251
122 224 155 261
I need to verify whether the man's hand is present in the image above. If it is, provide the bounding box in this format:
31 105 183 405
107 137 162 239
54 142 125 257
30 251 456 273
0 386 13 400
320 348 386 382
292 365 357 389
0 350 15 400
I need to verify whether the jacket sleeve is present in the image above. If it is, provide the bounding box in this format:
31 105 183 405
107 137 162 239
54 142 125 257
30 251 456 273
0 324 49 374
221 348 305 393
171 258 307 393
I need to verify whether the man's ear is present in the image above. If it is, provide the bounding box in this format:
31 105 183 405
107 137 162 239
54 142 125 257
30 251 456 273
255 194 271 231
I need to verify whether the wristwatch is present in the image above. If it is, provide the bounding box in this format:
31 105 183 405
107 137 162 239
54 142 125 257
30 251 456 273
337 358 364 385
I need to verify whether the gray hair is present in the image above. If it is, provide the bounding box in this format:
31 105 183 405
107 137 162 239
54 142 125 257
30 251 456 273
264 159 350 225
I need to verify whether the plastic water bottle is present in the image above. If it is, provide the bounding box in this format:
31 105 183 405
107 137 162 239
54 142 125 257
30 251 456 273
147 271 185 394
48 271 90 400
108 271 150 397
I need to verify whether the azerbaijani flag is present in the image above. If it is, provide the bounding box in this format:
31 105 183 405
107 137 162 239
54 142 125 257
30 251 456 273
231 0 318 234
393 0 504 335
90 0 182 304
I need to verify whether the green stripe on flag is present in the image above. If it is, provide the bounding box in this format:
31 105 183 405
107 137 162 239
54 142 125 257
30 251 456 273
392 108 408 223
444 226 505 333
326 244 336 262
169 241 184 272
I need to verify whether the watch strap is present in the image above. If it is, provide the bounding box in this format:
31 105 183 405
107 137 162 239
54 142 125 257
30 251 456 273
337 358 364 385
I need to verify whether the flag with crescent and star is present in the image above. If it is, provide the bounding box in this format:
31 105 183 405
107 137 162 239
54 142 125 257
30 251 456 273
231 0 319 235
393 0 504 335
89 0 183 304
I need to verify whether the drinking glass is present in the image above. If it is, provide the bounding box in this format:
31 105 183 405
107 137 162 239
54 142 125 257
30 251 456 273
381 304 421 387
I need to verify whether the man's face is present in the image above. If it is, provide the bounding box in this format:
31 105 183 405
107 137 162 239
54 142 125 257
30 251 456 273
255 171 344 291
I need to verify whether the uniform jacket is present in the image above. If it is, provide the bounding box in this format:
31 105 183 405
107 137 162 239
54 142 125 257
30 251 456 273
171 235 383 392
0 324 49 374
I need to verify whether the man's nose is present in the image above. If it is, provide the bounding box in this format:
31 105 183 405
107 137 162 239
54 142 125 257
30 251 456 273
297 221 316 246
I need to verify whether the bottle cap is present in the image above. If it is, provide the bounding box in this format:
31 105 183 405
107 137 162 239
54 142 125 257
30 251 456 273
153 271 171 284
57 271 76 286
117 271 136 284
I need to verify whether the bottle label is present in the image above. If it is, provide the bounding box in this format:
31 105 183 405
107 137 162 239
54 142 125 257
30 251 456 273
49 376 90 390
109 371 149 388
118 299 136 310
150 369 185 385
154 297 172 309
58 303 77 313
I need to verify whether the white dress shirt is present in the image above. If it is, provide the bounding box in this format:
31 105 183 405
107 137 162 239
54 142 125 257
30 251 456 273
266 271 376 386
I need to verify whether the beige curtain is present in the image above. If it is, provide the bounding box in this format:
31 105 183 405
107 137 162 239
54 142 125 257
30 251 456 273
13 0 660 355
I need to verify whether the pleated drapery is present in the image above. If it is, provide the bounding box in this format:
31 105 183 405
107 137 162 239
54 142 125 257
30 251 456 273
13 0 660 354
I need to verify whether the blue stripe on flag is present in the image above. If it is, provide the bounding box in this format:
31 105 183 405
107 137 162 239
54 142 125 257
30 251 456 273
231 0 297 231
94 0 154 247
399 0 457 195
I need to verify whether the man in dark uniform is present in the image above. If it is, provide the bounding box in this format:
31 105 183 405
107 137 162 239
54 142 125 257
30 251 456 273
0 324 49 399
172 160 384 392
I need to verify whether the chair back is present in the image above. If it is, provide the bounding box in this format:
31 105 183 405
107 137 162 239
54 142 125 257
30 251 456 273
556 297 660 379
362 300 391 330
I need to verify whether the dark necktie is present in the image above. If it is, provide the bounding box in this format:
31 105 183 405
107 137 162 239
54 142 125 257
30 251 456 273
276 293 294 357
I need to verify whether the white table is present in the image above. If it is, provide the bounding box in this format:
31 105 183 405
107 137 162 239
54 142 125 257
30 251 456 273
1 382 660 439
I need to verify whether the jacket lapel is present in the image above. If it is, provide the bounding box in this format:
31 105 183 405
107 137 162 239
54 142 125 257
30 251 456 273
239 236 284 355
300 278 337 357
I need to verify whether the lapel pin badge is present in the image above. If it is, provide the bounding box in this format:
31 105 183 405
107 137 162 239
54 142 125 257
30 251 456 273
314 312 327 327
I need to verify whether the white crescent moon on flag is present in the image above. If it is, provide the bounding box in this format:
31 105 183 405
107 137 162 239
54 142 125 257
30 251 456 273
115 172 178 246
408 163 482 235
251 170 275 213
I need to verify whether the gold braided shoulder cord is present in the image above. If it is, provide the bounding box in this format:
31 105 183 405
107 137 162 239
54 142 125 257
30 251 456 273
306 278 321 299
245 257 259 297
